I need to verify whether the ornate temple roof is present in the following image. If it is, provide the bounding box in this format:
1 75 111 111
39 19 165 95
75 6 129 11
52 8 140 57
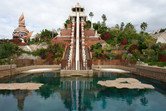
70 3 87 17
73 3 84 8
14 13 29 33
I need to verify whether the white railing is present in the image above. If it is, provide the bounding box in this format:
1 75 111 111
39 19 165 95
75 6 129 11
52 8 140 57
81 19 87 70
67 19 75 69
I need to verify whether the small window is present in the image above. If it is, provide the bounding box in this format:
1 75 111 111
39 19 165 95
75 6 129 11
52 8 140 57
72 8 76 12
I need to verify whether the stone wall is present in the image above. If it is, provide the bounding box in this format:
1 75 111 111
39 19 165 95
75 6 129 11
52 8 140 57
52 37 71 44
0 65 60 78
60 29 71 36
93 65 166 83
15 65 61 74
135 65 166 83
85 38 105 47
16 59 46 67
92 60 136 66
0 65 16 78
67 24 72 28
92 65 136 73
84 30 95 36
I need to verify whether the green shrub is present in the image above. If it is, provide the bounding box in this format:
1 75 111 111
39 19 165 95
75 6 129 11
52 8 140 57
85 20 91 30
148 62 156 66
55 57 62 64
33 49 47 56
20 48 47 56
93 57 97 60
66 19 72 24
147 61 166 67
141 58 149 63
110 54 116 60
91 42 102 51
64 19 72 29
0 41 18 59
160 50 166 56
104 54 110 60
0 59 5 65
159 29 166 33
129 56 137 60
157 62 166 67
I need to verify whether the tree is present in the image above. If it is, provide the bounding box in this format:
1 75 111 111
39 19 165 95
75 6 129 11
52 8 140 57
93 21 101 31
138 36 148 50
101 32 111 40
132 49 141 59
94 48 103 58
124 23 135 31
97 26 107 34
35 33 41 39
52 29 57 38
89 12 94 29
142 49 155 59
120 22 125 31
102 14 107 26
121 38 128 45
0 41 18 59
91 42 102 51
64 19 72 29
128 44 139 54
140 22 148 32
115 24 120 30
85 20 91 30
40 29 57 42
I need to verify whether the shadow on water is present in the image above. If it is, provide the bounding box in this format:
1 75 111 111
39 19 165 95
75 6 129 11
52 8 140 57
0 72 166 111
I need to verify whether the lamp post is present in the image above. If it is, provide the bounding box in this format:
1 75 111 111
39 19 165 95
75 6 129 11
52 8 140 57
10 59 13 82
138 58 141 65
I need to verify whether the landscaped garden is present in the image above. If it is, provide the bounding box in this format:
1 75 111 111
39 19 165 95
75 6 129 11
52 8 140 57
0 29 65 66
90 16 166 67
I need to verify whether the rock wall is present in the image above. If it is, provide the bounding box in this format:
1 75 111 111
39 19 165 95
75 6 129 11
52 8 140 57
136 65 166 83
19 44 48 52
0 65 16 78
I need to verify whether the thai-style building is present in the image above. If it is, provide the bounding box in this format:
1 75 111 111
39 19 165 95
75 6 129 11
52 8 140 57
12 13 33 40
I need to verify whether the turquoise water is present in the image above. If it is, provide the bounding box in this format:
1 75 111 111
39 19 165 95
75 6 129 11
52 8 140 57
0 72 166 111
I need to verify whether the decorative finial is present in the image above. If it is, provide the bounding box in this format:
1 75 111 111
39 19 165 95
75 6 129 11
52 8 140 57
19 13 25 26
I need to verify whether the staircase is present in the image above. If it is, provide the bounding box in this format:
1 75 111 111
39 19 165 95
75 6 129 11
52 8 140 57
62 12 92 71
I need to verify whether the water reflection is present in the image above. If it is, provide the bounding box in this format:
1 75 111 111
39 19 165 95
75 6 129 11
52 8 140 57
0 72 165 111
0 90 31 111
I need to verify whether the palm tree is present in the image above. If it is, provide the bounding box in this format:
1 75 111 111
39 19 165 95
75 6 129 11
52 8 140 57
89 12 94 29
140 22 148 32
102 14 107 26
115 24 119 29
125 23 135 31
120 22 125 31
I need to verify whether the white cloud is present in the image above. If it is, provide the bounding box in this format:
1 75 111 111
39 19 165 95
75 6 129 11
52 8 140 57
0 0 166 39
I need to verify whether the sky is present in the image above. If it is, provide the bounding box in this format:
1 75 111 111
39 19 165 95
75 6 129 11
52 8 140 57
0 0 166 39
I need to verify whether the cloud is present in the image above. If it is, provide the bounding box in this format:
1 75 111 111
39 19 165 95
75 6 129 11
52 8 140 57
0 0 166 39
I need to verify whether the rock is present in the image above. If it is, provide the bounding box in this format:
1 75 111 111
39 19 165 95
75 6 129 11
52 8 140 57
97 78 155 89
18 53 41 60
0 83 43 90
19 44 48 52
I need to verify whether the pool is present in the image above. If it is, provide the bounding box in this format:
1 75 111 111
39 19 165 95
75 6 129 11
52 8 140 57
0 72 166 111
